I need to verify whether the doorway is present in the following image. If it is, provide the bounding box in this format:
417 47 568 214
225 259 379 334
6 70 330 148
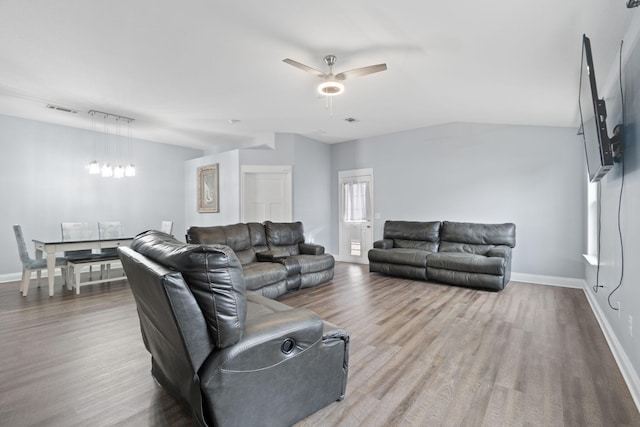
241 165 292 223
338 168 374 264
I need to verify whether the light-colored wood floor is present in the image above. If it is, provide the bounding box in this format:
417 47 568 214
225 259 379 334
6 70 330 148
0 263 638 426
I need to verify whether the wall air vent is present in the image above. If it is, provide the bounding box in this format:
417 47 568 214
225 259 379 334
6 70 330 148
46 104 78 114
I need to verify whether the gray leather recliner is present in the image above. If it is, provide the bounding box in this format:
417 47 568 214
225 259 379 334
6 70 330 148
119 230 349 427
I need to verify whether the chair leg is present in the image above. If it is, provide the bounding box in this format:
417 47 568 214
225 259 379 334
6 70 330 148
21 269 31 297
64 267 72 291
75 265 82 295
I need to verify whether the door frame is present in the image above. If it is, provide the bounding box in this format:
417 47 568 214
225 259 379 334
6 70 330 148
240 165 292 223
338 168 374 263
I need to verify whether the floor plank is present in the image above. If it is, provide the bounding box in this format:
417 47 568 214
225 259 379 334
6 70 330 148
0 263 638 426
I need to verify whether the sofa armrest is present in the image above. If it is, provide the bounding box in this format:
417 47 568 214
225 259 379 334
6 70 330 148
487 245 512 259
201 308 324 374
299 242 325 255
256 250 289 262
374 239 393 249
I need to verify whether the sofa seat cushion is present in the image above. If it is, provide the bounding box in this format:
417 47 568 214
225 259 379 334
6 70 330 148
427 252 505 276
242 262 288 291
368 248 430 267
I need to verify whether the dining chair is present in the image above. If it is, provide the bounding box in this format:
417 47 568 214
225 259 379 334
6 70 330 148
13 225 68 296
61 222 96 278
98 221 124 277
160 220 173 235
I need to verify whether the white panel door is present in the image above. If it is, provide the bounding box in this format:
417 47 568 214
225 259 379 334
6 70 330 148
241 165 292 223
338 168 374 264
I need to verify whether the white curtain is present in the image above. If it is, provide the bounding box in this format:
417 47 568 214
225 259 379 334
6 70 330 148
343 181 369 222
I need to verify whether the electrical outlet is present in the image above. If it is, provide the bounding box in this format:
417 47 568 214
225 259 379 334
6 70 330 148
629 315 633 337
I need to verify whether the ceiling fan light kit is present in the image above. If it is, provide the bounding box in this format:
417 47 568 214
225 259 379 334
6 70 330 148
318 79 344 96
284 54 387 102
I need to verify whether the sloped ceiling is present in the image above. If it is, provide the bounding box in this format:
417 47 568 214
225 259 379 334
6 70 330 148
0 1 636 150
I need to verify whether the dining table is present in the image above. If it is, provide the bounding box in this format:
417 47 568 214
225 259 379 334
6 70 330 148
32 237 134 296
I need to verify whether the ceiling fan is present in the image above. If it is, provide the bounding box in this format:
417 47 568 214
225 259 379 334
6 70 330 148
283 55 387 96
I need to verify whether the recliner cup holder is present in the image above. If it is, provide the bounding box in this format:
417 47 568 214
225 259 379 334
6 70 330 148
281 338 295 354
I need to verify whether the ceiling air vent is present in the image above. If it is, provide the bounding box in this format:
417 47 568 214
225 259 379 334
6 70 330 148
46 104 78 114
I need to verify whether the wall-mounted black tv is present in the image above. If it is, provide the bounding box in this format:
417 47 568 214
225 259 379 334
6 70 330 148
579 34 615 183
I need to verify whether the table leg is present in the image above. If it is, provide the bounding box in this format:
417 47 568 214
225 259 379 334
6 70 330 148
47 254 56 297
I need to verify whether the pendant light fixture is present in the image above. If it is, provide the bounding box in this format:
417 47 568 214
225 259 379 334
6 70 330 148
87 110 136 178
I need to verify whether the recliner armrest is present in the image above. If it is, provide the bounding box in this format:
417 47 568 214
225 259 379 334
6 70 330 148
201 308 324 374
374 239 393 249
486 245 512 259
299 242 325 255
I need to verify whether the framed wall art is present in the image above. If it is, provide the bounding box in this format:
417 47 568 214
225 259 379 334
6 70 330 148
197 164 219 213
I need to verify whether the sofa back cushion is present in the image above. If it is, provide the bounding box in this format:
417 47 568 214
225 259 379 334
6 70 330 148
130 230 247 349
247 222 269 253
187 223 264 264
383 221 441 252
264 221 304 255
439 221 516 255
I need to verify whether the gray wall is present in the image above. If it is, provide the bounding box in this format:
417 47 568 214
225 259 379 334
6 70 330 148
184 149 241 231
184 133 332 248
0 114 202 279
584 30 640 398
330 122 586 279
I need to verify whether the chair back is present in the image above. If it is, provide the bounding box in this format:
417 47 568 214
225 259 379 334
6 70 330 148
13 225 32 265
61 222 94 241
98 221 123 239
160 220 173 235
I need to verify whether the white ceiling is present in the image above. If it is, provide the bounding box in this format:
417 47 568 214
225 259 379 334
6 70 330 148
0 1 636 150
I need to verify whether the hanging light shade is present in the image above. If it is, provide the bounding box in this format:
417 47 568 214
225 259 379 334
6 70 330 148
88 160 100 174
101 163 113 177
114 164 125 178
125 163 136 177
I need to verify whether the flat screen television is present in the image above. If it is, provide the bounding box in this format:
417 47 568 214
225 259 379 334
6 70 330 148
579 34 614 182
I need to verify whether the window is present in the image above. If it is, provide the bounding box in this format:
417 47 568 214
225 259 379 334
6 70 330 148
343 181 369 223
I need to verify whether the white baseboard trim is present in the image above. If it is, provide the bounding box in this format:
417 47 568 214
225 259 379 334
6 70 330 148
583 286 640 412
0 270 63 284
510 272 585 289
0 272 23 283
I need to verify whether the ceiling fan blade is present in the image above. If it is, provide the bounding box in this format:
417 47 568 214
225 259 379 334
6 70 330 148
335 63 387 81
282 58 326 77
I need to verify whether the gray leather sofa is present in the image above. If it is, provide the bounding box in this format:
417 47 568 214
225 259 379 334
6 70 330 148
119 230 349 427
368 221 516 291
186 221 334 299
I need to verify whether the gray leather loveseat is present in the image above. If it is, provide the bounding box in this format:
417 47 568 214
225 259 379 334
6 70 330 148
186 221 334 299
368 220 516 291
119 230 349 427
